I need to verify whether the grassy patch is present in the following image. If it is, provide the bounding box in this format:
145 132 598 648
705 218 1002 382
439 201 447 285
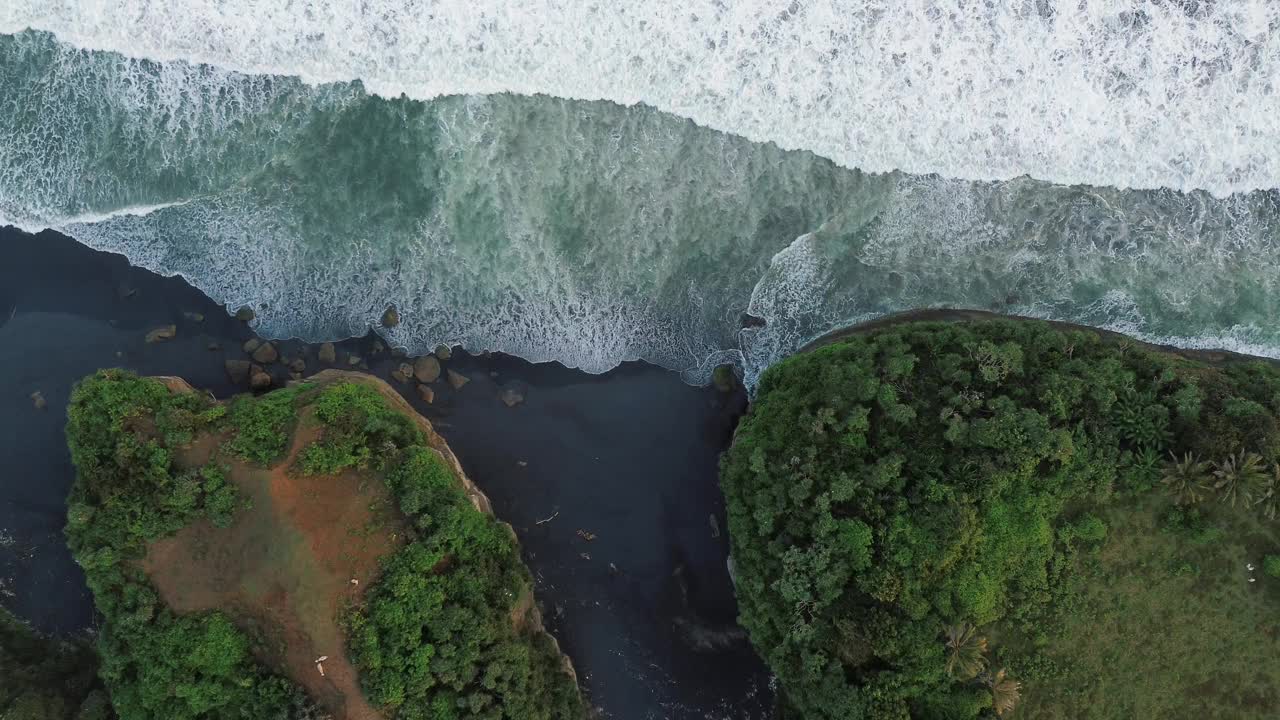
225 385 309 466
1009 497 1280 718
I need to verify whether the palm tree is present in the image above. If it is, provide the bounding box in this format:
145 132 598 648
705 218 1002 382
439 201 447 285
985 668 1022 716
1213 451 1266 508
1254 463 1280 521
1161 452 1210 505
943 622 988 680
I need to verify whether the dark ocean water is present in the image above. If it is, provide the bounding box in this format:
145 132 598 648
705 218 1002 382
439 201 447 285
0 225 771 719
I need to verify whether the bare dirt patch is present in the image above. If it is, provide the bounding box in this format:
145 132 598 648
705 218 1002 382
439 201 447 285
143 406 405 720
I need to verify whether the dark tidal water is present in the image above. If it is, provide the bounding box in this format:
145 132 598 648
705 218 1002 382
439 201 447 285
0 225 772 720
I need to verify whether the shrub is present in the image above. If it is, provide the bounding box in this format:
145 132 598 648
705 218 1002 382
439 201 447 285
347 444 583 719
296 382 421 475
1265 555 1280 579
226 385 309 465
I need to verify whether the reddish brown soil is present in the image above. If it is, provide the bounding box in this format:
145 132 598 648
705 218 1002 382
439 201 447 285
143 405 405 720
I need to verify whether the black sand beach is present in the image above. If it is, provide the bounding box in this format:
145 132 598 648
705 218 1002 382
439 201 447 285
0 226 772 719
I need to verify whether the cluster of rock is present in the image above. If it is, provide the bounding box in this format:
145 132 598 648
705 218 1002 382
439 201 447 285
389 344 466 405
154 302 529 409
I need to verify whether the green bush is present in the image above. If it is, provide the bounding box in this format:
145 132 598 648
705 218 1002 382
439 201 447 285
226 385 309 465
296 382 421 475
720 320 1280 719
1265 555 1280 579
347 445 583 719
64 371 313 720
65 374 581 720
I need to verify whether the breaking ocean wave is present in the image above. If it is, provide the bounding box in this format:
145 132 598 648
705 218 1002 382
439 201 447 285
0 15 1278 384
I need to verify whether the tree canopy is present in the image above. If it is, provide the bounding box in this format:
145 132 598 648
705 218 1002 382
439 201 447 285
721 320 1280 719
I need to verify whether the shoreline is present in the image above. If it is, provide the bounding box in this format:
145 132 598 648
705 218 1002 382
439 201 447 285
0 226 769 720
801 307 1280 367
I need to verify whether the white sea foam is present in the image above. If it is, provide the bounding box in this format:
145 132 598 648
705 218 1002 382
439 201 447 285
3 1 1279 197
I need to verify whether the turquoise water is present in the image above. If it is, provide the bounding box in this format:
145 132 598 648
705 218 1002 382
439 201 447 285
1 27 1278 384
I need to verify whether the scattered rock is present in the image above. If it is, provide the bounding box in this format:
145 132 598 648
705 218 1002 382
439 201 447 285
435 344 452 360
207 342 221 352
579 552 592 561
145 325 177 343
251 342 279 364
318 342 336 364
235 306 255 322
30 391 46 410
709 514 721 539
413 355 441 383
576 529 596 542
489 371 499 378
391 363 414 384
183 311 205 323
499 384 525 408
289 358 306 373
446 369 469 390
381 306 400 327
115 351 125 359
517 461 528 467
242 338 261 353
249 365 272 391
416 384 435 404
117 284 137 300
712 364 736 393
224 359 252 385
347 355 362 367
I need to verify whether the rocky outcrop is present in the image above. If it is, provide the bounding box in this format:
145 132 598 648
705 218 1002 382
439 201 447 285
298 371 578 685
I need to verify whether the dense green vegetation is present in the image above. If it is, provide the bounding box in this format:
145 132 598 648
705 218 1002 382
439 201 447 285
64 370 327 720
64 372 581 720
295 380 422 476
721 320 1280 720
296 382 583 720
0 606 112 720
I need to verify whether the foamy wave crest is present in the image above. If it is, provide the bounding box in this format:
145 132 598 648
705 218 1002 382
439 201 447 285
3 31 1280 385
4 1 1279 196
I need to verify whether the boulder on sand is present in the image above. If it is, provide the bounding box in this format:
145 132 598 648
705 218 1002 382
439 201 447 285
225 360 252 385
499 383 526 408
435 344 452 360
235 306 255 322
250 365 272 391
243 338 261 353
318 343 337 364
391 363 414 384
417 384 435 404
145 325 177 343
251 342 279 364
447 369 470 390
31 391 46 410
413 356 441 383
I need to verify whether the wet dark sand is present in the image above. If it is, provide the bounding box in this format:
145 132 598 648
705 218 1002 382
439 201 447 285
0 227 772 719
